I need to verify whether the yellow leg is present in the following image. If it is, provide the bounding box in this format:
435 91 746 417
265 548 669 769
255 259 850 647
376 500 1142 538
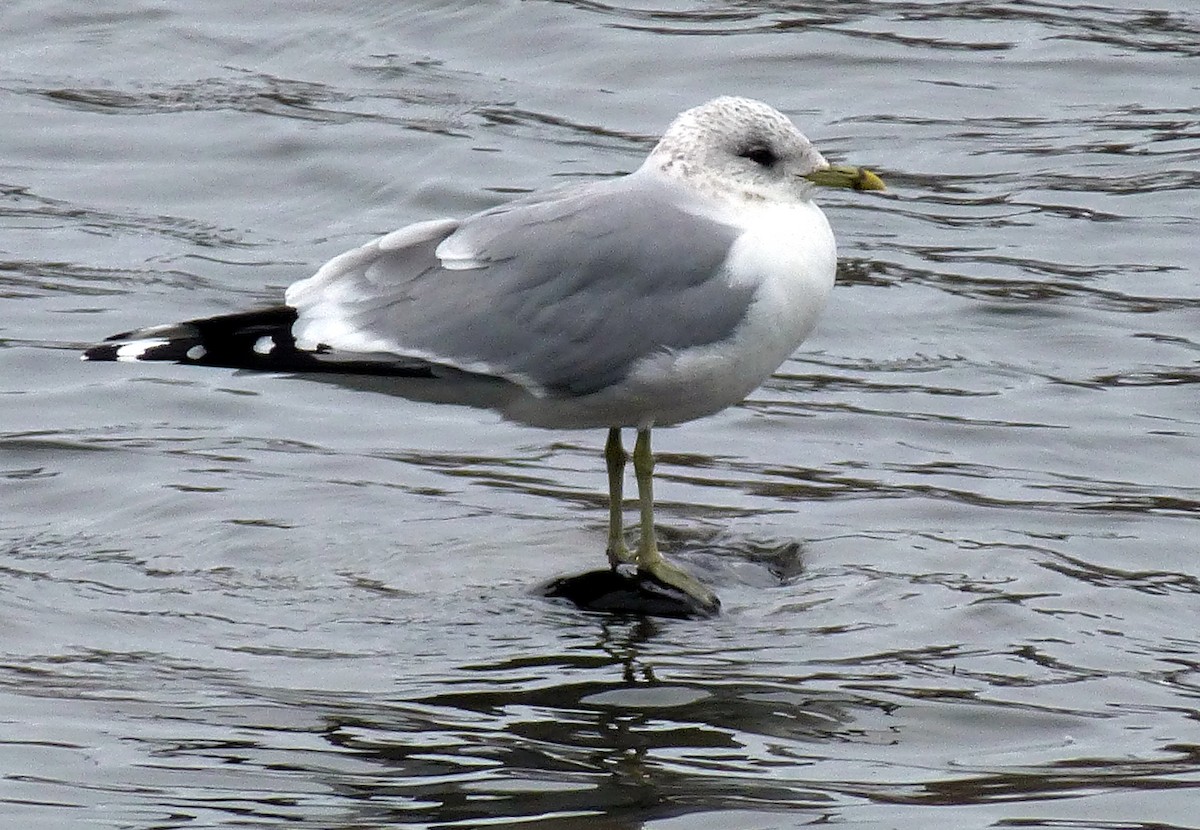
605 428 634 567
632 428 719 611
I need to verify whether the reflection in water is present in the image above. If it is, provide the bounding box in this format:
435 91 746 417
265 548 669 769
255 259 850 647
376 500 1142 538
322 620 865 826
36 602 1183 827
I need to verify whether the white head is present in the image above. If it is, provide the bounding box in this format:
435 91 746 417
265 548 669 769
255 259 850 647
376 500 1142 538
646 97 828 202
645 96 884 203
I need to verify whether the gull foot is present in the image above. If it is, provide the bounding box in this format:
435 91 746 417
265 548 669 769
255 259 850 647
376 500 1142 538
638 557 721 617
607 543 637 568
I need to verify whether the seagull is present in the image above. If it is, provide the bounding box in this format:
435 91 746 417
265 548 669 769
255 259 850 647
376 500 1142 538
83 96 884 616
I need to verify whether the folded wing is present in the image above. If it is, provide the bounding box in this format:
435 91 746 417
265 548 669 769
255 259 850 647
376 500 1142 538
286 172 752 398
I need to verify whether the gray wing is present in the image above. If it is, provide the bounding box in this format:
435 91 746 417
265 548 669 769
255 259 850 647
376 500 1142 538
285 172 750 397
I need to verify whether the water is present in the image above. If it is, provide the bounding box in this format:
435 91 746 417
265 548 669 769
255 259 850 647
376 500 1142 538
3 1 1198 827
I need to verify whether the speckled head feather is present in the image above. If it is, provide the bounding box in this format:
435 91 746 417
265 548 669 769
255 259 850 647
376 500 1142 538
645 96 830 202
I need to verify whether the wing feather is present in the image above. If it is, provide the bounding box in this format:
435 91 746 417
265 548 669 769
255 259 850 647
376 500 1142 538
285 172 753 397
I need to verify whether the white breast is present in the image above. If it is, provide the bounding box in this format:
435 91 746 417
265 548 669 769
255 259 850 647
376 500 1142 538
638 200 837 424
721 198 838 360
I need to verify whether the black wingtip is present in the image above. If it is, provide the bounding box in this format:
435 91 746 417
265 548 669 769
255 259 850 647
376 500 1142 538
80 308 296 367
81 325 204 363
81 343 120 361
81 305 442 378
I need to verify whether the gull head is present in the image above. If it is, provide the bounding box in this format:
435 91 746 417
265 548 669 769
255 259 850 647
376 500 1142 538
646 96 884 203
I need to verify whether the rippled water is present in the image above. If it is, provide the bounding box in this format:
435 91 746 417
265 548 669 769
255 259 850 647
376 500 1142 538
3 1 1198 827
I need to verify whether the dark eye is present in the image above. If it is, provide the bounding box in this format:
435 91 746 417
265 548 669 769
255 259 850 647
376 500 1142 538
738 144 778 167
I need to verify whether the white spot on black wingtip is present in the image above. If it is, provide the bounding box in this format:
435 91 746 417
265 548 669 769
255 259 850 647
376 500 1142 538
185 345 207 361
253 336 275 355
115 339 169 361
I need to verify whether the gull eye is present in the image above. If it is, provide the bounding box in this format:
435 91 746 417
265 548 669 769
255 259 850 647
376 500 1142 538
738 144 778 168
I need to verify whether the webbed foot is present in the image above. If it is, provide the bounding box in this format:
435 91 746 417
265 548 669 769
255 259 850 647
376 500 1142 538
637 555 721 616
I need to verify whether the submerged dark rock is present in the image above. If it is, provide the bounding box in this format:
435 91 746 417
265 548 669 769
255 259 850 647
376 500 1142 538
544 568 721 619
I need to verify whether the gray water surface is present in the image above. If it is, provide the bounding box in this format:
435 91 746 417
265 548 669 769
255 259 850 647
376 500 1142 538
3 1 1198 828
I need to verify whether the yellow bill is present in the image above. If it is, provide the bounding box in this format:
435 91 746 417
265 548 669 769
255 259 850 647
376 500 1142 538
804 164 886 192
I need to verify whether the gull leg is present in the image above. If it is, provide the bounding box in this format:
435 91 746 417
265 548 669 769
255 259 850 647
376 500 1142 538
632 428 720 612
605 428 635 567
